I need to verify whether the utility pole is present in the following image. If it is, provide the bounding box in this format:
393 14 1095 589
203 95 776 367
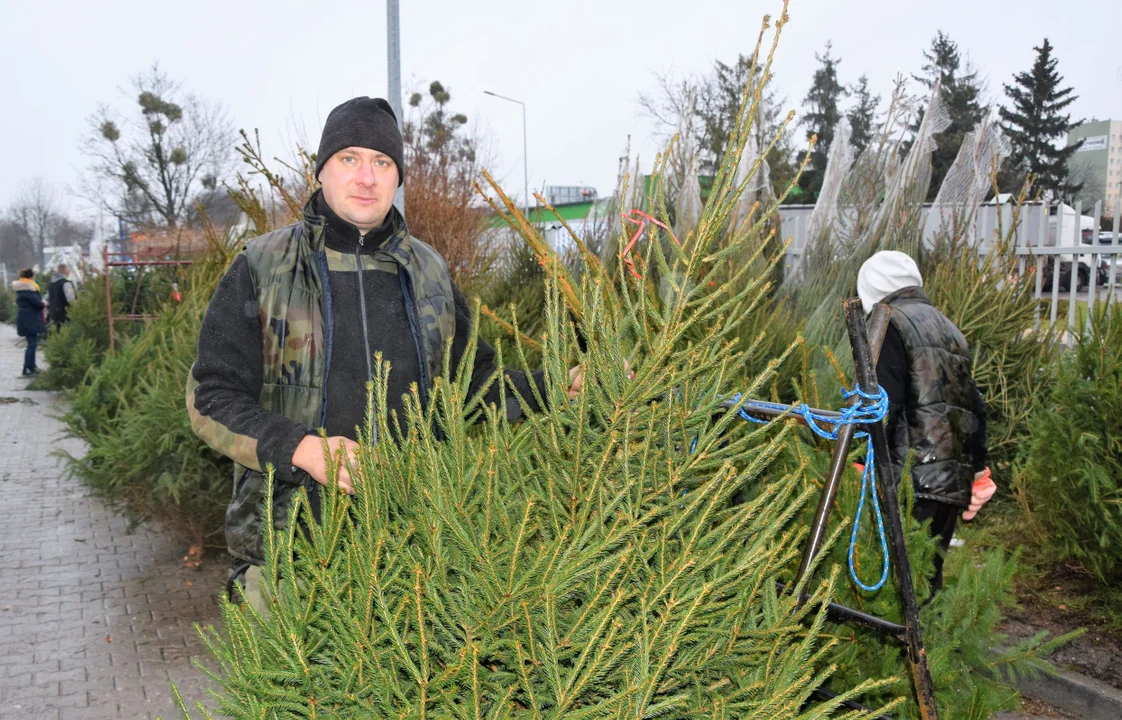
387 0 405 217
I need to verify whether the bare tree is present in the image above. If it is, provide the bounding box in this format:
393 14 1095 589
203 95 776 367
0 219 33 274
1068 156 1105 210
638 72 704 142
402 81 495 285
6 178 60 269
81 64 234 230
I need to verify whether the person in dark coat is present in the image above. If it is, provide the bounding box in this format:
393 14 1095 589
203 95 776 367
12 268 46 375
857 251 995 593
47 264 77 332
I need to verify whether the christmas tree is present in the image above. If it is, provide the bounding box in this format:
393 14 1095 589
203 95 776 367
910 31 986 201
998 38 1082 201
799 42 848 202
175 7 898 718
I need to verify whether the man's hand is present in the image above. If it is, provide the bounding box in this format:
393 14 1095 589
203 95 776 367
568 365 583 401
567 360 635 401
292 435 361 495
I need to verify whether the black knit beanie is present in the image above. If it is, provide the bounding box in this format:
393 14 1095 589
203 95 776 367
315 97 405 185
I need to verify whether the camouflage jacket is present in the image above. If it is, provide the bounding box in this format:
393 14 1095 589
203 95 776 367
881 286 984 508
187 196 458 564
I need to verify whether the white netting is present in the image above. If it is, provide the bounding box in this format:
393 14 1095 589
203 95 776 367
623 155 645 213
831 141 900 256
805 118 854 244
786 118 855 282
858 80 950 256
795 81 952 347
596 151 647 267
733 115 774 224
829 80 916 257
601 147 636 241
665 90 703 238
674 153 703 239
926 109 1012 242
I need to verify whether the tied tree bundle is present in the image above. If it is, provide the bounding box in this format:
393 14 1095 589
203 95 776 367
180 4 898 718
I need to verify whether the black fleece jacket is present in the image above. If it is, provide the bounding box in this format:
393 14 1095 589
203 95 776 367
190 194 547 476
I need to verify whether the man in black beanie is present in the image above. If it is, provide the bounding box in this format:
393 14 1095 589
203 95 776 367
186 96 574 605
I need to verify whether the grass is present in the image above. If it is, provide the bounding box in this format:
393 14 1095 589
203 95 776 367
957 502 1122 637
1035 299 1089 334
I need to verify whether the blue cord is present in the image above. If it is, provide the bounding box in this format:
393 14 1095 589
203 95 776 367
689 385 891 592
847 444 890 591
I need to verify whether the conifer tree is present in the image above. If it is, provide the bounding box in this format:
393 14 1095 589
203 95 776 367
800 42 848 201
170 8 1069 719
696 55 799 198
911 31 986 200
847 75 880 155
998 39 1082 200
178 8 898 718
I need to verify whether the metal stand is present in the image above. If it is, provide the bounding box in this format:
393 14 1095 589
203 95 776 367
103 244 192 352
789 300 939 719
733 300 938 717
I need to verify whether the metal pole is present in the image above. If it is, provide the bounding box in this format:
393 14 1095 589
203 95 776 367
521 102 530 218
845 298 939 720
484 90 530 217
1069 201 1081 332
793 303 891 591
1109 199 1121 317
104 243 114 353
387 0 405 218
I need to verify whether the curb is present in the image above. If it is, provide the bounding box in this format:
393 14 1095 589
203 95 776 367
1015 667 1122 720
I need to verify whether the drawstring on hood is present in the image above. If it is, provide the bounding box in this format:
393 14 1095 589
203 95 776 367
857 251 923 315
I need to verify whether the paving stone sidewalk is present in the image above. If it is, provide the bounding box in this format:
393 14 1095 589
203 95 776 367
0 323 227 719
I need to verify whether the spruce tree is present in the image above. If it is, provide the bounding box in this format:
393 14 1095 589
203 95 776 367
998 39 1082 200
176 11 901 718
800 42 848 201
696 55 798 198
847 75 880 155
911 31 986 200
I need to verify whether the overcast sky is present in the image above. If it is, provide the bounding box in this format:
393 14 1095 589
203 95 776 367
2 0 1120 223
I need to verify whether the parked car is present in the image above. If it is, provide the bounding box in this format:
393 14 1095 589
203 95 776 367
1042 230 1117 292
1093 231 1122 275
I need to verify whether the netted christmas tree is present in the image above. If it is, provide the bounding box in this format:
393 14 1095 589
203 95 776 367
174 7 901 718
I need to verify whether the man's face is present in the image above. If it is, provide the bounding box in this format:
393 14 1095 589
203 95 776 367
318 146 399 233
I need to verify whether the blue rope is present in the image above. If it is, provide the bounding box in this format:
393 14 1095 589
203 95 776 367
690 385 891 592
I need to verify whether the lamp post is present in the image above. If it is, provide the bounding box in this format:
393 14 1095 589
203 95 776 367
387 0 405 217
483 90 530 217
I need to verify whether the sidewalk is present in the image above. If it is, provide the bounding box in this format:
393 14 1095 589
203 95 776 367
0 323 226 719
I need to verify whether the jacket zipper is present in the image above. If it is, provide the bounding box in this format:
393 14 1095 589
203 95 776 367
315 247 335 429
356 235 377 445
398 269 430 410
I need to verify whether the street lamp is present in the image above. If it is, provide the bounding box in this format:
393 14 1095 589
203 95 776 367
387 0 405 218
483 90 531 217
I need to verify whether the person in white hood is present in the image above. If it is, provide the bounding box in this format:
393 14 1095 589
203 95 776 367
857 251 993 593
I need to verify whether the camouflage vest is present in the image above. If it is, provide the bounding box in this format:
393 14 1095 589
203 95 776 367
227 201 456 564
883 286 977 508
